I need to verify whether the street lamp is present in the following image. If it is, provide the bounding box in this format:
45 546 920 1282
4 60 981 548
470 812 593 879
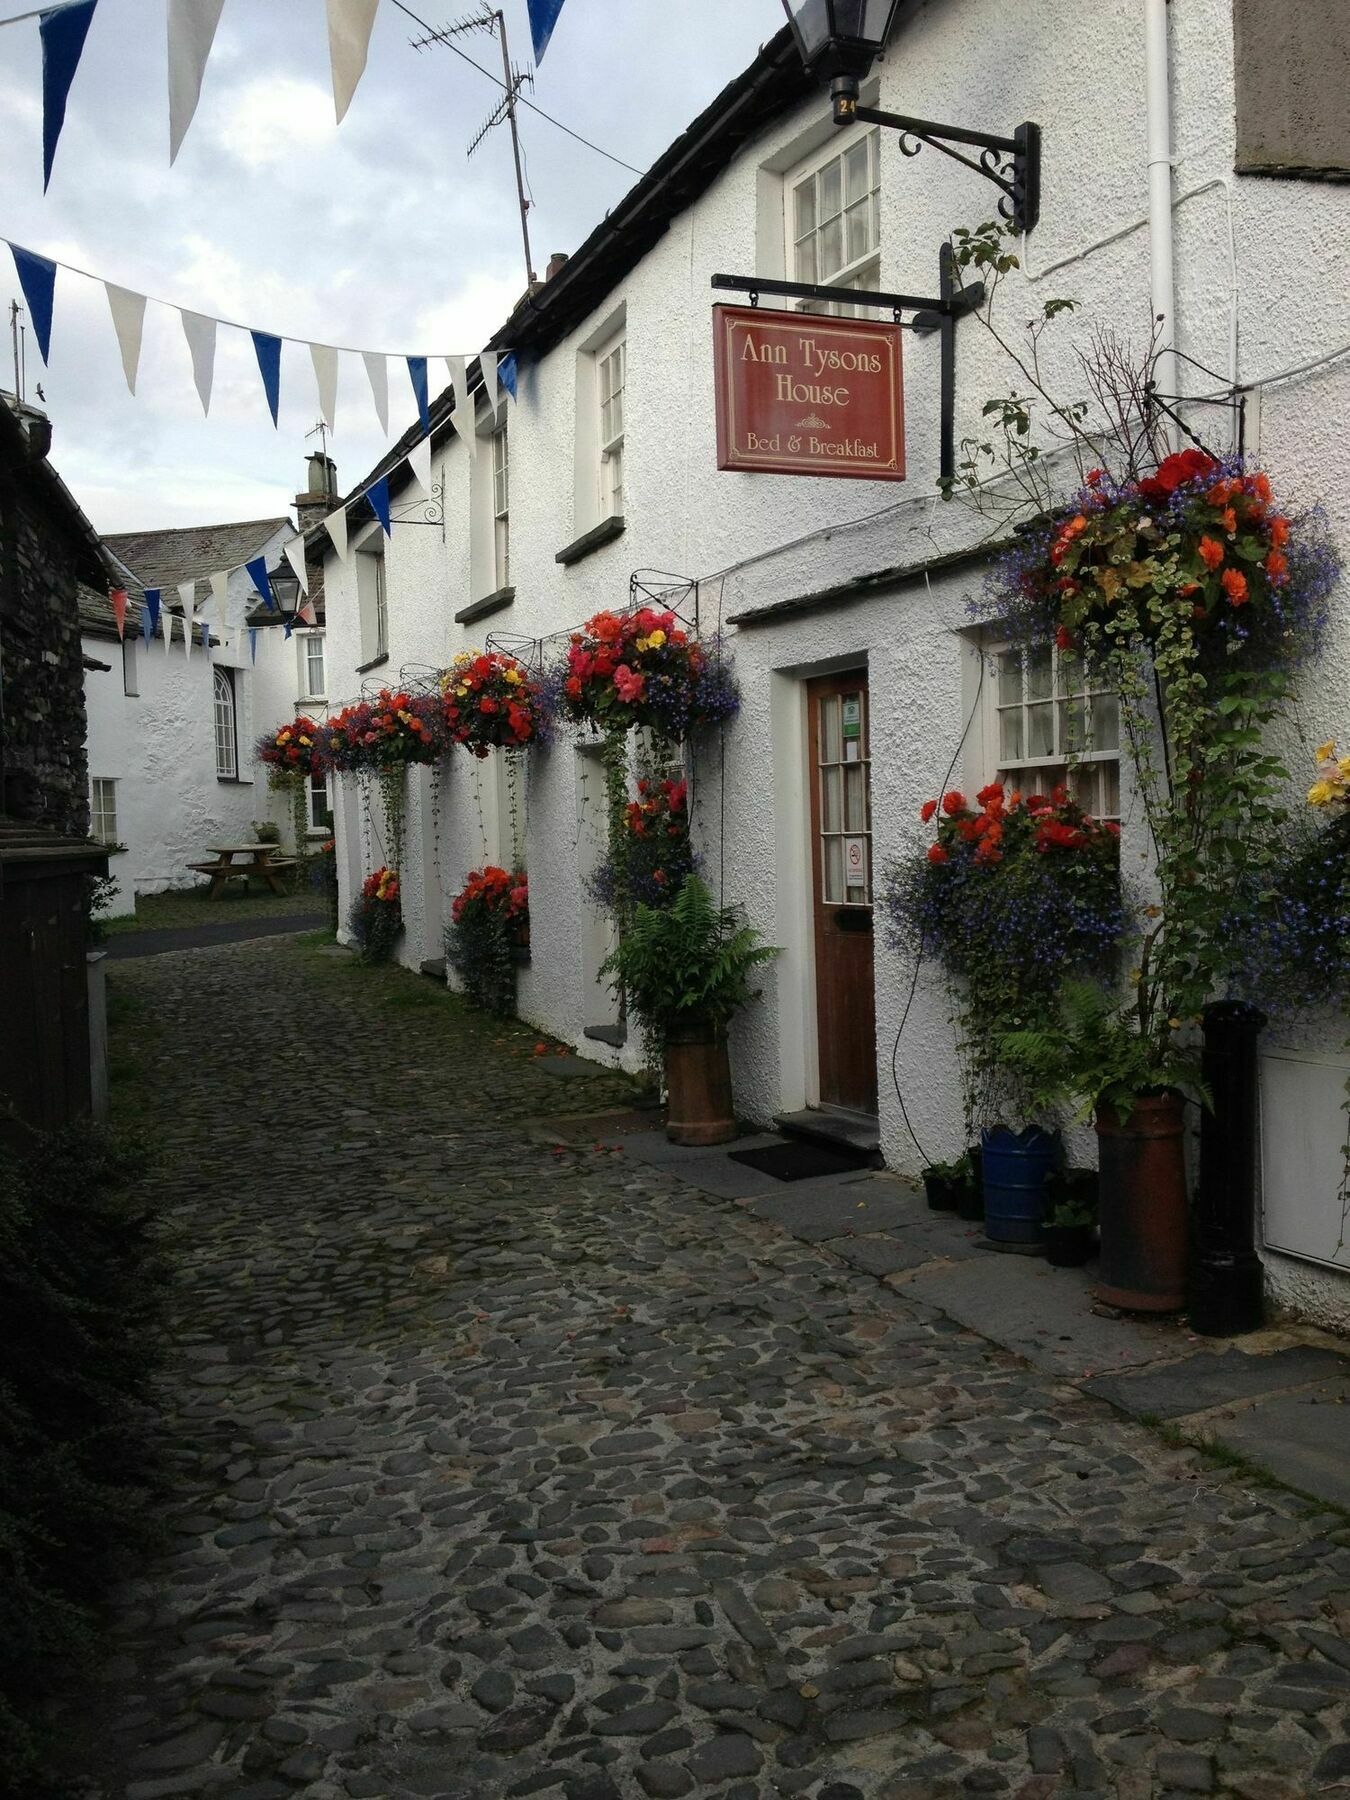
781 0 1040 234
781 0 903 120
267 564 303 627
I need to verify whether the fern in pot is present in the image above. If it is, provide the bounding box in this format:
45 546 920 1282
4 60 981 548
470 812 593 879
602 877 777 1145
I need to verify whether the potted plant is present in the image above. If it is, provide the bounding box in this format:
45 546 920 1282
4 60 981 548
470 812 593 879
921 1153 967 1212
601 876 777 1145
350 866 402 965
1042 1168 1098 1267
999 981 1207 1309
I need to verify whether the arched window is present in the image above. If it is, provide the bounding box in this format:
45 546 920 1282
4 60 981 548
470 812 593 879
213 667 238 779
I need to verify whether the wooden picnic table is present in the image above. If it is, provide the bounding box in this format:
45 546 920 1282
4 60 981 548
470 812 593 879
188 842 297 899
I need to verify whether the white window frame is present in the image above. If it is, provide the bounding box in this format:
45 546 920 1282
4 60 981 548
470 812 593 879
307 770 333 835
214 666 239 780
492 423 510 589
596 332 626 519
91 777 118 845
785 124 882 317
985 641 1121 822
298 629 325 702
356 538 388 665
122 635 139 697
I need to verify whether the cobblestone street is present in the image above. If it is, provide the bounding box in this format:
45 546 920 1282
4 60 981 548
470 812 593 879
82 938 1350 1800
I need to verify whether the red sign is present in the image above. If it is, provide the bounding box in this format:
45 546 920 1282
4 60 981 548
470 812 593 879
713 303 905 482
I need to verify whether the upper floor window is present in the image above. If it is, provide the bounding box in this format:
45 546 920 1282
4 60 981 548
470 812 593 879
597 333 626 518
298 631 325 701
91 777 118 845
788 126 881 316
492 424 510 588
213 667 238 780
357 541 388 665
988 643 1120 822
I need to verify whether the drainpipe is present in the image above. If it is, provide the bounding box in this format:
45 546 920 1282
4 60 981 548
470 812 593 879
1144 0 1177 441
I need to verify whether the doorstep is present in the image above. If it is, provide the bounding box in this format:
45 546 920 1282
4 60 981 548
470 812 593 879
573 1115 1350 1512
774 1106 883 1160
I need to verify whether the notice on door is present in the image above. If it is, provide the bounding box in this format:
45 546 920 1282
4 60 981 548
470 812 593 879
844 835 868 893
713 303 905 482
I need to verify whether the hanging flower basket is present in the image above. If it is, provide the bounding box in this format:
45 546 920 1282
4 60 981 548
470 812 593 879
317 689 448 773
587 775 695 912
440 651 546 755
555 606 740 740
993 453 1337 676
256 716 326 779
350 866 403 964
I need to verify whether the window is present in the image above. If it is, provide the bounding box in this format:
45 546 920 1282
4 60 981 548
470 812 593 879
597 335 626 518
789 127 881 316
308 770 333 835
357 543 388 664
989 643 1120 820
91 777 118 845
213 666 238 779
122 635 139 697
299 631 325 700
492 424 510 588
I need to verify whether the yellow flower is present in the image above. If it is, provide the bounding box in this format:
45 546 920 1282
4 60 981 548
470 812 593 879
635 637 649 653
299 734 311 746
1315 739 1336 762
454 651 473 667
1308 781 1333 806
1339 757 1350 779
456 684 469 697
503 667 522 685
646 628 666 649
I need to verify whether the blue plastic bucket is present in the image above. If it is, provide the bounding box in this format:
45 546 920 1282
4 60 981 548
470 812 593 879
980 1125 1060 1243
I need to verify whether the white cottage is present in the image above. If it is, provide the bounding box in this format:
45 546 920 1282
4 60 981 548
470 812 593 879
318 0 1350 1328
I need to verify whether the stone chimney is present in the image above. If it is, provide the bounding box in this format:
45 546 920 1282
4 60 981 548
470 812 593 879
546 251 570 282
295 450 338 536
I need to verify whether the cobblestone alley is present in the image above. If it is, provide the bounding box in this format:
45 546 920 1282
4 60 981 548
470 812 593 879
81 937 1350 1800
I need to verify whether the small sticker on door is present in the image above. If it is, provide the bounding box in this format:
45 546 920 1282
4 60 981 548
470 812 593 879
841 696 862 740
844 835 867 890
844 738 860 763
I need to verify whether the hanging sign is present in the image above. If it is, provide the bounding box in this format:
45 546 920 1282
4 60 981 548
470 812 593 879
712 304 905 483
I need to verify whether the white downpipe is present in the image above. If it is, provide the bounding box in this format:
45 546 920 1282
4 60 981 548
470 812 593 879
1144 0 1177 431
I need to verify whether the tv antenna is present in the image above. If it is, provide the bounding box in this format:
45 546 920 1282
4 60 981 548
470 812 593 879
410 7 537 291
10 301 26 402
306 418 332 460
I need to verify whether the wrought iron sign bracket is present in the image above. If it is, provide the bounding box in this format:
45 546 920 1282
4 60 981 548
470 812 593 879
849 104 1041 236
711 244 984 482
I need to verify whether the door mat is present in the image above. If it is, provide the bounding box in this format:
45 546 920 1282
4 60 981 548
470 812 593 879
727 1141 874 1183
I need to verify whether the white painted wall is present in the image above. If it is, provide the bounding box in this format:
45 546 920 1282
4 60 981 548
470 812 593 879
322 0 1350 1326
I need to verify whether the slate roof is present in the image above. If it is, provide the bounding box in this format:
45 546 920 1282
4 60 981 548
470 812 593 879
78 581 119 639
104 517 290 604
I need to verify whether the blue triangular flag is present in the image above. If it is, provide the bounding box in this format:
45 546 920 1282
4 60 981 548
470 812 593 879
245 555 274 609
526 0 565 61
251 329 282 426
369 474 391 537
406 355 430 433
498 350 518 400
283 614 294 640
139 602 152 644
9 244 57 364
144 588 161 635
40 1 98 191
248 627 258 664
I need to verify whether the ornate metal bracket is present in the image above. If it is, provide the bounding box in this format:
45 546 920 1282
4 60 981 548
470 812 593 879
851 105 1040 236
390 479 446 539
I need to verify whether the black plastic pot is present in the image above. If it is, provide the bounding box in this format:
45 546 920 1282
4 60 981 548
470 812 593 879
922 1170 962 1212
1044 1223 1096 1268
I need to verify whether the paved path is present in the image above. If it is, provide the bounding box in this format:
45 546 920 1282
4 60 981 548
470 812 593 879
78 939 1350 1800
105 911 324 959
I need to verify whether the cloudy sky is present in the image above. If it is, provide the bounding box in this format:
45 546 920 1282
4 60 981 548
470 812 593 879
0 0 777 531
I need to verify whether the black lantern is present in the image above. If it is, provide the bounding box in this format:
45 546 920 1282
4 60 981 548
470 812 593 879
782 0 903 115
266 563 302 623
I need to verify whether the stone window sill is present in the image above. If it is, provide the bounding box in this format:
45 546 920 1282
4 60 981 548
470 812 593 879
455 586 516 625
556 515 625 567
356 652 389 675
583 1022 627 1048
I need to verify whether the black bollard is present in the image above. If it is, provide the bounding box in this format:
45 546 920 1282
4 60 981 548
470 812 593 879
1190 1000 1267 1336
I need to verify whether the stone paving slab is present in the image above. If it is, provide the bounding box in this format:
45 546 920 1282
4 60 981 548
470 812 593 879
1196 1376 1350 1510
1085 1346 1350 1422
65 937 1350 1800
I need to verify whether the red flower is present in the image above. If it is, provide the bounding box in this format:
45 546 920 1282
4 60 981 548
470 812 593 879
565 676 583 700
1198 535 1225 571
926 843 949 865
1264 549 1288 584
976 782 1005 807
1269 515 1290 548
1055 625 1075 652
919 799 938 823
1221 568 1249 606
941 789 966 816
1085 468 1103 487
1156 448 1218 493
613 664 646 703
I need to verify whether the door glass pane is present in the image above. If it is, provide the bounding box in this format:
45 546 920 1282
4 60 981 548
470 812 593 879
1028 702 1055 759
824 835 844 903
845 764 867 831
820 696 841 764
821 766 842 832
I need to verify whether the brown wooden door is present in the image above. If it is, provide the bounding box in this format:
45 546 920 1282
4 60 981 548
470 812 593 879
807 672 877 1114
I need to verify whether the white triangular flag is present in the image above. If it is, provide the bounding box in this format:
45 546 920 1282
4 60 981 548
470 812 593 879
446 355 475 453
183 605 194 659
362 350 388 434
408 433 432 498
327 507 349 561
105 284 147 394
167 0 225 164
326 0 380 124
479 348 499 414
284 535 309 595
310 342 339 432
162 603 174 650
209 569 229 633
181 309 217 414
178 580 197 620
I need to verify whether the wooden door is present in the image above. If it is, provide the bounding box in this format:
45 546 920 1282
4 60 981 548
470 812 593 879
807 673 877 1114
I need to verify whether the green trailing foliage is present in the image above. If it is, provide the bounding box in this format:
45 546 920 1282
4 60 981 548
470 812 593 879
0 1125 164 1793
601 875 778 1042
